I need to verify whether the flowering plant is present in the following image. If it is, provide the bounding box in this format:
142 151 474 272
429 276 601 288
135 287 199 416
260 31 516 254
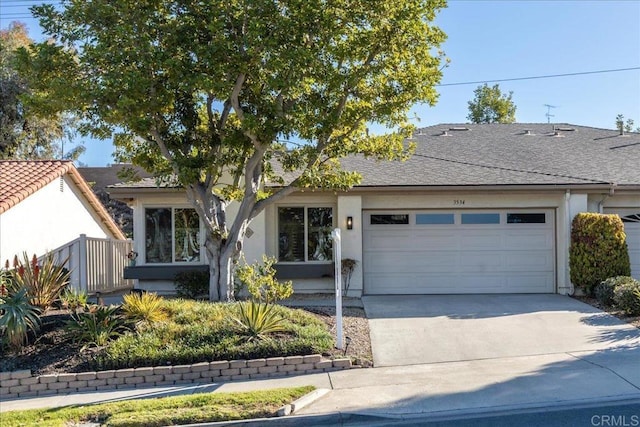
127 251 139 261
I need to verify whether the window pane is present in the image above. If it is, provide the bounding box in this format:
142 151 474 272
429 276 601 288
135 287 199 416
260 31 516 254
507 213 546 224
174 209 200 262
621 214 640 223
416 214 455 225
308 207 333 261
461 213 500 224
371 214 409 225
145 208 172 263
278 207 305 262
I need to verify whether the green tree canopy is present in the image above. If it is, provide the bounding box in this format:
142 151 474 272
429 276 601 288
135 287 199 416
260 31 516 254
466 83 516 124
19 0 447 300
0 22 83 160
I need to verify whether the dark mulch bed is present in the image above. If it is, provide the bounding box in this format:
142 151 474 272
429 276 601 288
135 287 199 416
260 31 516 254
0 311 98 375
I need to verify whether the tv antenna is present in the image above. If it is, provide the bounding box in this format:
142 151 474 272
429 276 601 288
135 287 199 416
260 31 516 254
544 104 557 123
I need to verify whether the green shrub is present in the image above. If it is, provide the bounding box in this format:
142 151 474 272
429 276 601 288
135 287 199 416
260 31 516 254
569 213 630 294
595 276 634 306
174 271 209 299
96 300 333 370
235 256 293 304
10 252 71 310
613 280 640 315
233 301 286 342
66 304 129 348
60 288 88 313
122 292 167 328
0 288 41 350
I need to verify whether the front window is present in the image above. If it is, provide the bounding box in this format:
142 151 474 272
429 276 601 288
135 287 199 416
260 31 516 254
145 208 200 263
278 206 333 262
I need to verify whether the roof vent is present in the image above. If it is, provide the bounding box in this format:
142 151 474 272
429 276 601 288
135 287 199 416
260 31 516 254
448 127 470 131
440 130 450 136
523 129 534 135
556 127 575 132
551 131 565 137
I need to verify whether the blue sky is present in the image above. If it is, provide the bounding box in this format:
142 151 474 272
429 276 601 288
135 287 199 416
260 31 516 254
2 0 639 166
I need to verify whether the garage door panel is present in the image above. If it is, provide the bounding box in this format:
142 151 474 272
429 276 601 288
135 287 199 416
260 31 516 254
367 231 417 249
367 274 506 294
603 210 640 281
504 252 554 271
506 274 554 290
364 209 555 294
503 231 553 250
457 252 505 272
462 233 503 249
365 251 459 273
623 223 639 279
369 230 460 250
625 224 639 250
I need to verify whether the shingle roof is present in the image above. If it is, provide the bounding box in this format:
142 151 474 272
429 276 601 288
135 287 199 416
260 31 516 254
107 123 640 191
343 123 640 187
0 160 126 239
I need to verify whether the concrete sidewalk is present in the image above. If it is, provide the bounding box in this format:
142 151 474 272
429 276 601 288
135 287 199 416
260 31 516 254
2 347 640 423
297 346 640 419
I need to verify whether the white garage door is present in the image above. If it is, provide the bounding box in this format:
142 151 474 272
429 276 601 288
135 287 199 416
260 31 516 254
604 209 640 280
363 210 555 294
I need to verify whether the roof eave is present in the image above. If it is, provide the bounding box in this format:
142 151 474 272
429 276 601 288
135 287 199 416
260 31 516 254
67 167 127 240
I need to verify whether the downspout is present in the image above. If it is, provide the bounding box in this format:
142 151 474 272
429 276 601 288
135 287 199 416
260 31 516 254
565 190 573 295
597 183 616 213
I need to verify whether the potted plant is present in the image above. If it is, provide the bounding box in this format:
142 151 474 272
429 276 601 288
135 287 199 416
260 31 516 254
128 251 139 267
341 258 357 296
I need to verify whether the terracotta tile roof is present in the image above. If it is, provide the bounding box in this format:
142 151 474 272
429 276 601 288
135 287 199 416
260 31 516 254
0 160 126 239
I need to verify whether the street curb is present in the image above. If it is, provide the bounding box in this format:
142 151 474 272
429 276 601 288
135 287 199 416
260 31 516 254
181 412 383 426
346 394 640 423
276 388 330 416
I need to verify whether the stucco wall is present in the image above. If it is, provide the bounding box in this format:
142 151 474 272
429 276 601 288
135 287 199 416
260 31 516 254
127 188 640 297
0 176 112 264
337 195 363 297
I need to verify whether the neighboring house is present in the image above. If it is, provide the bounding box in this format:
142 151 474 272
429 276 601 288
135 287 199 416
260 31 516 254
108 123 640 297
78 164 153 238
0 160 126 265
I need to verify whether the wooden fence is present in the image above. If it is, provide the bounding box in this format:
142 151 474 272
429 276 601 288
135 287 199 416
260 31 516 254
48 234 134 294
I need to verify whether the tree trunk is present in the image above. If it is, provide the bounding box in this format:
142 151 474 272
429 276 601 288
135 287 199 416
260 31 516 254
219 247 235 301
205 237 221 301
204 228 245 301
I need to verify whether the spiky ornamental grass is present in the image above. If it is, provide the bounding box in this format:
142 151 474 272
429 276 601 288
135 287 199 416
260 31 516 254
0 287 41 350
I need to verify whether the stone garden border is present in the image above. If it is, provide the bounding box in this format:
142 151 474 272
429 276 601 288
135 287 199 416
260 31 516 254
0 355 353 399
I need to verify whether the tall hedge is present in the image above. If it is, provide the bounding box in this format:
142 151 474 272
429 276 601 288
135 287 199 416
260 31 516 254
569 213 631 294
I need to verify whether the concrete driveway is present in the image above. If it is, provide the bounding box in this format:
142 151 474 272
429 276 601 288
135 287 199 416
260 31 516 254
362 294 640 367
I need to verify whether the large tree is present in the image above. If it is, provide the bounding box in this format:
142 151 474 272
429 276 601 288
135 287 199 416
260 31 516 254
467 83 516 124
0 22 83 160
20 0 447 301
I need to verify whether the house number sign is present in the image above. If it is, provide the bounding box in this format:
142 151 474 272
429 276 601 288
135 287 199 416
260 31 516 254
453 199 465 205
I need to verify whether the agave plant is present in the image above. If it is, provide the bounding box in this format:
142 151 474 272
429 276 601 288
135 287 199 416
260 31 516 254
122 291 167 329
0 288 41 350
66 304 128 348
11 252 71 311
233 301 286 342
